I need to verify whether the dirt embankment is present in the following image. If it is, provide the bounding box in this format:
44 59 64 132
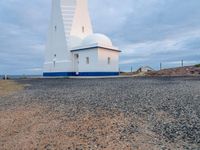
147 66 200 76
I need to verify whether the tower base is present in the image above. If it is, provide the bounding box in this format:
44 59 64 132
43 72 119 77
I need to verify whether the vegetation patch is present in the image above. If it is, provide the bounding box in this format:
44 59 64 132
195 64 200 67
0 80 23 97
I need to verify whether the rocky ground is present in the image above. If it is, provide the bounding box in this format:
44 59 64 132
0 77 200 150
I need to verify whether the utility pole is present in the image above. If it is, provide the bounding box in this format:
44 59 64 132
131 66 133 73
160 62 162 70
181 60 184 67
4 74 7 80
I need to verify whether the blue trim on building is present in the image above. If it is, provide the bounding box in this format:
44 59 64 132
43 72 119 77
78 72 119 76
70 46 121 52
43 72 75 77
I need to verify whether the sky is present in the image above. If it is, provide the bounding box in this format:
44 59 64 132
0 0 200 75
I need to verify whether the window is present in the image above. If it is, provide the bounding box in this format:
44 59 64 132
86 57 89 64
108 57 111 64
82 26 85 33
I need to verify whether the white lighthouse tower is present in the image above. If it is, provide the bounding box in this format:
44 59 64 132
44 0 121 76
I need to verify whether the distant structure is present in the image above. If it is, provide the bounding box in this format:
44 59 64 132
43 0 121 76
137 66 154 73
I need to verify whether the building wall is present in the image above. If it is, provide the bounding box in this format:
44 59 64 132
71 48 120 74
44 0 93 74
72 48 98 72
44 0 120 76
98 48 120 72
69 0 93 38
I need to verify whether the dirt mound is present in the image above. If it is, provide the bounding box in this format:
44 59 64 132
146 66 200 76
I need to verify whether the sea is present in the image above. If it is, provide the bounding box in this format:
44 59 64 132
0 75 42 79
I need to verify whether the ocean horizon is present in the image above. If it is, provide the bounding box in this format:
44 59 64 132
0 75 42 79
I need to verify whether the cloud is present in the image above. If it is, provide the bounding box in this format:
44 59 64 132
0 0 49 75
0 0 200 74
89 0 200 71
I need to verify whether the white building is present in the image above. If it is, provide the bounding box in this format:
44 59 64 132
44 0 121 76
137 66 154 73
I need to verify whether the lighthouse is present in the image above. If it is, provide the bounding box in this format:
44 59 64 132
44 0 121 76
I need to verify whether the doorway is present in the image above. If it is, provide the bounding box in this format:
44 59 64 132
74 54 79 75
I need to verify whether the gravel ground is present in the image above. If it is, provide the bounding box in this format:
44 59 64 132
0 77 200 150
